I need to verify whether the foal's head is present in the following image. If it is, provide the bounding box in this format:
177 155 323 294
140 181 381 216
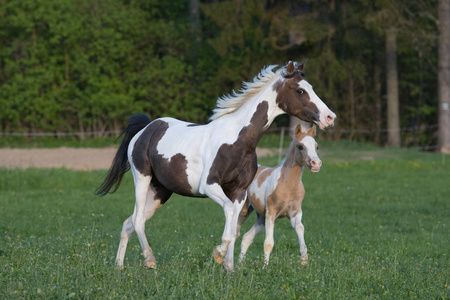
293 123 322 173
275 61 336 130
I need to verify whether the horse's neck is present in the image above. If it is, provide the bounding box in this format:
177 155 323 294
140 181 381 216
214 84 284 148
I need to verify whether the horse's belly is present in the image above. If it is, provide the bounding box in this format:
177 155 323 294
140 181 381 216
151 155 204 196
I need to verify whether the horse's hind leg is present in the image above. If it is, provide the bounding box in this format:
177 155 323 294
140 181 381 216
116 213 135 268
115 180 170 269
115 172 151 268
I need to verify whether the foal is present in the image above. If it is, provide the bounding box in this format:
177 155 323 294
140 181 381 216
238 123 321 266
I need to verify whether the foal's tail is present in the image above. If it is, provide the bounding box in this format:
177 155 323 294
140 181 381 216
95 113 152 196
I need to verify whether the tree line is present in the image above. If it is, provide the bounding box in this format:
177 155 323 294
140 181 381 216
0 0 449 150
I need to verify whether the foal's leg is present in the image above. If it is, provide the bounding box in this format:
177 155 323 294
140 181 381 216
239 212 264 263
236 204 254 240
263 214 276 266
290 211 308 265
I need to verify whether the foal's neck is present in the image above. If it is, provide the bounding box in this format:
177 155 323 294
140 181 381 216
281 143 305 179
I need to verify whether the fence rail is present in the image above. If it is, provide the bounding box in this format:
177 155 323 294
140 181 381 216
0 124 439 137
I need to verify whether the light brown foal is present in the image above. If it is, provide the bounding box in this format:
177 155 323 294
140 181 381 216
238 123 321 266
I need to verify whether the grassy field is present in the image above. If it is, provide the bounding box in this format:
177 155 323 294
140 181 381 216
0 143 448 299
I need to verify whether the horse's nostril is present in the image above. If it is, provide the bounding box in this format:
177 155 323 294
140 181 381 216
327 115 334 124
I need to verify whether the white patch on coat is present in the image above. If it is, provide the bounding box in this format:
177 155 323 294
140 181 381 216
300 136 319 161
298 80 336 128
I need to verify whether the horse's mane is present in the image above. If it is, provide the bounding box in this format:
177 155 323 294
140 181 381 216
209 65 283 121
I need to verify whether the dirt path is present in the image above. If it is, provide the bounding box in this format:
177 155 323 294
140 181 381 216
0 147 277 170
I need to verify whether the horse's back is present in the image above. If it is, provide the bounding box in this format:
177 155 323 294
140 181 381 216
128 117 215 196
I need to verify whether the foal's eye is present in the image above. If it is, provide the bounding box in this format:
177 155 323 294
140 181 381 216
297 145 304 150
296 89 304 94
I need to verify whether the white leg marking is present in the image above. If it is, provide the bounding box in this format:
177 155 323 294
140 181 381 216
263 216 275 266
130 170 156 268
222 199 246 271
116 180 163 268
205 184 246 271
116 212 135 268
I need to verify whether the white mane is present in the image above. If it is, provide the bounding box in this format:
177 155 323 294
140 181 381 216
209 65 283 121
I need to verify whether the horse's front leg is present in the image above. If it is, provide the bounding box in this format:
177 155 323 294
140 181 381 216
205 184 245 271
290 211 308 265
221 197 246 271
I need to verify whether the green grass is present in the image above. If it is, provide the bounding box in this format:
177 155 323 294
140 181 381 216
0 147 449 299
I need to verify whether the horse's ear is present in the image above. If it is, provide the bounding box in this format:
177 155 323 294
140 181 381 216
297 59 308 71
286 61 295 73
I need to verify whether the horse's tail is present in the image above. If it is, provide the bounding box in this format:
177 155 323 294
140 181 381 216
95 113 152 196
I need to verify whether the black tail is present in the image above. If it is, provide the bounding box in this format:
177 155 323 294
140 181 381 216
95 113 152 196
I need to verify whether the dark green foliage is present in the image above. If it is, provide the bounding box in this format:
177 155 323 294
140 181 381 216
0 0 440 147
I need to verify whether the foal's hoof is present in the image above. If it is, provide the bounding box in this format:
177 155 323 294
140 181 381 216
223 264 235 272
213 248 224 265
144 260 157 269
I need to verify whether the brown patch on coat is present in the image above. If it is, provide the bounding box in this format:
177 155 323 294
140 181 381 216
272 79 284 93
132 120 193 198
275 73 319 124
207 101 269 202
272 164 305 218
247 192 266 215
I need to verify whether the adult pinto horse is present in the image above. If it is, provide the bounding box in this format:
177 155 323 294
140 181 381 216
96 61 336 271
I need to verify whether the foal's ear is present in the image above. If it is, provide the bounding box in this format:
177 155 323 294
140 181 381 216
294 121 313 139
294 123 302 138
306 125 316 137
286 61 295 73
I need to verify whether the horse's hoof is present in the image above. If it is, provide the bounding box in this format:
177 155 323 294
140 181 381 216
213 248 224 264
144 260 157 269
301 258 308 265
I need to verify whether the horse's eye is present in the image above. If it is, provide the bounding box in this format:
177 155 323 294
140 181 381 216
297 89 304 94
297 145 304 150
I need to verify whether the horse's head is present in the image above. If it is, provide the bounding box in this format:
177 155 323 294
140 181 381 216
274 61 336 130
293 122 321 172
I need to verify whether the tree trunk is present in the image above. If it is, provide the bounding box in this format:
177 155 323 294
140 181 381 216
289 116 300 136
386 28 401 147
374 63 382 145
438 0 450 153
189 0 201 42
349 77 355 141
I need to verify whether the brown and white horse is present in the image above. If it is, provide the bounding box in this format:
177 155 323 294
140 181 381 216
96 61 335 271
238 122 321 266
